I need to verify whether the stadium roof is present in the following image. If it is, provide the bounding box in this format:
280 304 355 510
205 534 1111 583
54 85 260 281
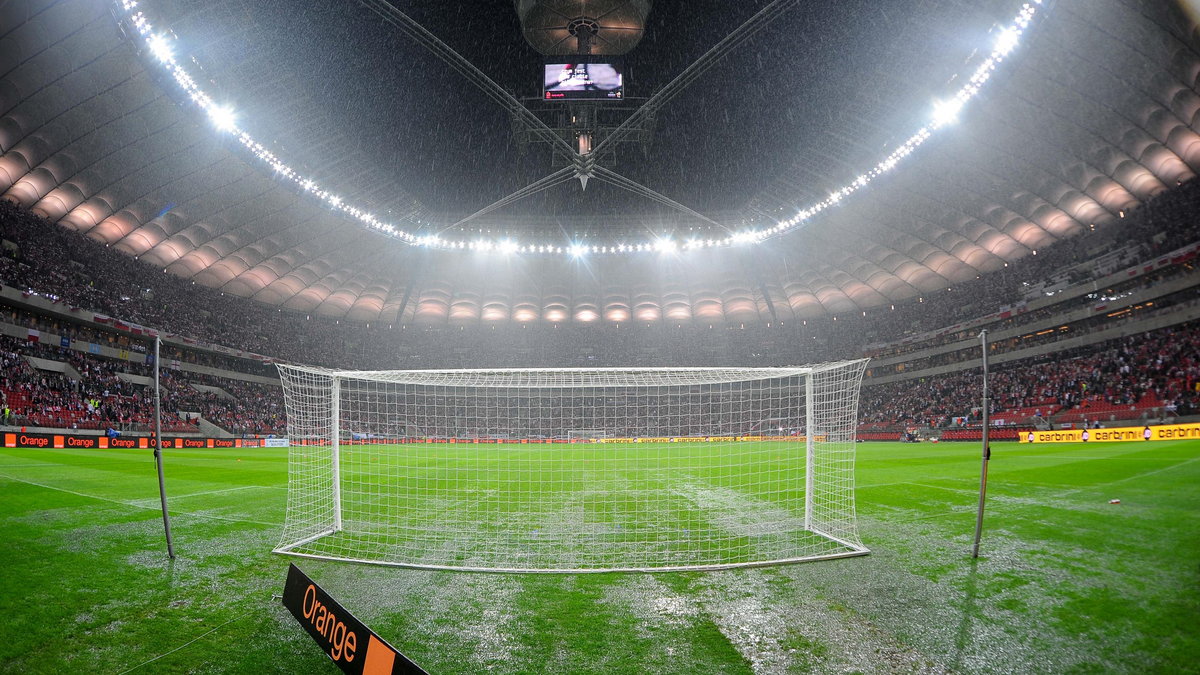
1 0 1198 324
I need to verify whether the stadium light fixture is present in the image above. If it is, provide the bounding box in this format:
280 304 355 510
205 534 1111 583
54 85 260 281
731 230 762 245
931 97 965 128
147 33 173 63
207 105 237 132
119 0 1044 258
994 26 1020 57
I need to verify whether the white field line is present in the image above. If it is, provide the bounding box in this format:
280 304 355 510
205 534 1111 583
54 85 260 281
856 451 1183 491
128 484 284 505
0 473 279 527
0 463 58 468
855 480 912 489
905 481 978 495
857 479 973 490
1062 455 1200 496
998 455 1178 461
864 456 1200 522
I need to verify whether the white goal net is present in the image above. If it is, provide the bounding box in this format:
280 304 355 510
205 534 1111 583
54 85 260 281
274 361 869 572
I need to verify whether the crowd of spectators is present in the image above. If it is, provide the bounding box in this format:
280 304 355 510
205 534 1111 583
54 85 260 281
0 305 278 379
858 321 1200 429
851 178 1200 348
0 334 190 431
2 179 1199 372
863 256 1200 364
0 333 283 435
866 284 1200 379
2 311 1196 438
165 375 285 436
1 176 1199 438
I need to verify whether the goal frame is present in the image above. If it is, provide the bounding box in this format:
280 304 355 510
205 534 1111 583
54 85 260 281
566 429 610 442
274 362 870 573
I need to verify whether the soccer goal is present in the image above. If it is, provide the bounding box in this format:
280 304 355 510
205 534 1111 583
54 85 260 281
566 429 609 442
274 361 869 572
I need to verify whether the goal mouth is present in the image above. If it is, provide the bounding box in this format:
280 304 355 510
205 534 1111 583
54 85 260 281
274 361 869 573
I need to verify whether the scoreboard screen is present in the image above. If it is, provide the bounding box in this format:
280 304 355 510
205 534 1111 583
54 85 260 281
543 63 624 100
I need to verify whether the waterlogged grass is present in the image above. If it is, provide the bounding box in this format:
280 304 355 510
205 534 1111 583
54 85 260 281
0 440 1197 673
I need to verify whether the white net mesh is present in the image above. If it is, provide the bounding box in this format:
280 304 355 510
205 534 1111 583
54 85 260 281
275 362 869 572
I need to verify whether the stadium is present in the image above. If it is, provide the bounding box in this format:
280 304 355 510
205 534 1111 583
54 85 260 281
1 0 1198 672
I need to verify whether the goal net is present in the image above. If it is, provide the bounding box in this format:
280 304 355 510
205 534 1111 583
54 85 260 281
274 361 869 572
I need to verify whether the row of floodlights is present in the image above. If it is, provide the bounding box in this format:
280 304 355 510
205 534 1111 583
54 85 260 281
120 0 1042 258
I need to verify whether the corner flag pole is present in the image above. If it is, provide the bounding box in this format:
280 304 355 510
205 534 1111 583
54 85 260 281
972 329 991 558
153 335 175 558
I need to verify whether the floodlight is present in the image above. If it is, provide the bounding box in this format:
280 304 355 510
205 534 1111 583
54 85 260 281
147 34 173 63
207 105 237 132
931 98 965 127
117 0 1043 257
994 27 1020 57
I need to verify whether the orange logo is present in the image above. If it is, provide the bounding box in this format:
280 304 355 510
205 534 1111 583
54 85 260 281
301 584 357 663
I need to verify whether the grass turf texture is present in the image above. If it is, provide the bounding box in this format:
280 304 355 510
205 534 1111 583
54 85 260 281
0 440 1196 674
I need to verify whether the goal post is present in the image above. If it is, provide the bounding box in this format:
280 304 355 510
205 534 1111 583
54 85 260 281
566 429 610 442
274 361 870 572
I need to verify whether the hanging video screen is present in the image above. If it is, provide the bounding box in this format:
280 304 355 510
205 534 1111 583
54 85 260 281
543 63 624 100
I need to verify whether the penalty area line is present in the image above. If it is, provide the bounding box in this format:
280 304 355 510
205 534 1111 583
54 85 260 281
1061 455 1200 496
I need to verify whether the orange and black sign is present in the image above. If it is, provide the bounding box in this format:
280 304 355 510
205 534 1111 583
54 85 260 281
282 563 426 675
2 433 254 450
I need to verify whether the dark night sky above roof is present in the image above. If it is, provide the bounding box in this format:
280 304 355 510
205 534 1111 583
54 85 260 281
160 0 1015 234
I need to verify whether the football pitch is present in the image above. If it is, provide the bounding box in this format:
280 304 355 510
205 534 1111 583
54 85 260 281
1 439 1197 674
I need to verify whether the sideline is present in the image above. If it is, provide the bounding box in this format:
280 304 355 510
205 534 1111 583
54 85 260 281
128 484 285 506
0 473 281 527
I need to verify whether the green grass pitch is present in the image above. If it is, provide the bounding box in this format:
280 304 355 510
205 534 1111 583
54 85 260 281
1 439 1197 673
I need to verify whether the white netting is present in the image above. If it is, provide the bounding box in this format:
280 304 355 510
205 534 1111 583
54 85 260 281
274 362 869 572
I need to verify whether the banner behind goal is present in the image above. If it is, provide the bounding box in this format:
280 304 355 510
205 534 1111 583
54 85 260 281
275 362 869 572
